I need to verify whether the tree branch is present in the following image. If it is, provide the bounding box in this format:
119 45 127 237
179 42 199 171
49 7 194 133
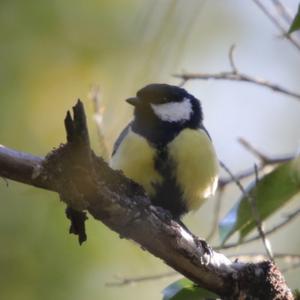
174 71 300 101
206 187 224 241
174 44 300 102
0 101 293 299
252 0 300 52
219 138 293 187
271 0 293 25
0 145 51 190
216 207 300 250
220 162 274 261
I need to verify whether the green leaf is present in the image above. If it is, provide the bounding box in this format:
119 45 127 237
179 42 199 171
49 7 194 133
288 4 300 34
162 278 218 300
219 156 300 244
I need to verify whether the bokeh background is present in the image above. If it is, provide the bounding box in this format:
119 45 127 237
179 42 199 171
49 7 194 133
1 0 300 299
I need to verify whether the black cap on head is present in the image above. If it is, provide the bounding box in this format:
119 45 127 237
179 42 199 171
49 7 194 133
135 83 189 104
127 83 204 146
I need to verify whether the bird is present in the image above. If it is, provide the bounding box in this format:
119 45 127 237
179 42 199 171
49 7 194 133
110 83 219 221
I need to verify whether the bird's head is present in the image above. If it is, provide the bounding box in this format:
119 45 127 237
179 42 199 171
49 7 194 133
126 84 203 128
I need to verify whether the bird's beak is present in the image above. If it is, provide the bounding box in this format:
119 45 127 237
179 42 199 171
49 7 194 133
126 97 140 106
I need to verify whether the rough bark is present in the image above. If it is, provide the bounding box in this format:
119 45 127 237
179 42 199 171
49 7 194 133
0 100 293 300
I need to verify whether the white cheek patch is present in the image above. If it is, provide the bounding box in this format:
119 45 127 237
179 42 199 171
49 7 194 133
151 97 192 123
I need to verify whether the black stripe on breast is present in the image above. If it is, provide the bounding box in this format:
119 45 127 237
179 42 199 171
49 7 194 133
151 147 187 219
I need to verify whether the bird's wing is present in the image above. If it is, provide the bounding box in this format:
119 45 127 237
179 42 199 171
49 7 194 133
199 124 212 140
112 122 132 156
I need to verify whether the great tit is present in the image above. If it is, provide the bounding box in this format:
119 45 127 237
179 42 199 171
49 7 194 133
110 83 219 220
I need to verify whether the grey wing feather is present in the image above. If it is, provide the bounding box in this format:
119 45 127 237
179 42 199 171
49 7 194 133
112 122 132 156
199 124 212 140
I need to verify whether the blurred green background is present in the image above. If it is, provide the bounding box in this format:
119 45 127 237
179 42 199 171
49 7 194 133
1 1 300 299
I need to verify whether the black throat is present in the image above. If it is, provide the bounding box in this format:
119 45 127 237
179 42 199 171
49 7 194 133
131 97 202 148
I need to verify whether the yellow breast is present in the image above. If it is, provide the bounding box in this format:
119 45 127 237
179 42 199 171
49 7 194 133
110 127 219 213
167 128 219 211
110 129 162 195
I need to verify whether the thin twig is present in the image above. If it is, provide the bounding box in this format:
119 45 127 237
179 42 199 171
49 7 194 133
88 85 109 160
220 161 274 261
220 139 269 186
219 139 293 187
106 271 178 287
175 43 300 101
239 138 296 165
237 137 294 179
174 71 300 101
206 187 224 241
228 44 237 73
252 0 300 52
270 0 293 25
252 164 274 260
216 207 300 250
219 165 265 187
238 138 269 164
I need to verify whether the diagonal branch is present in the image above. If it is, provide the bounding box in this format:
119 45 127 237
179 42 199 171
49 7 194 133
270 0 293 25
0 101 293 299
220 162 274 261
252 0 300 52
